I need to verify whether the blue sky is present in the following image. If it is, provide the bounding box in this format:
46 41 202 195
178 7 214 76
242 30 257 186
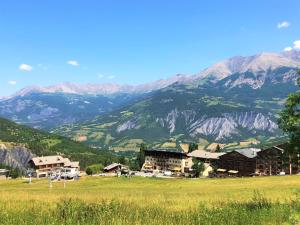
0 0 300 96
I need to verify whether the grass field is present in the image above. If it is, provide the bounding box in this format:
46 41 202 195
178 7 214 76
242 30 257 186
1 176 300 224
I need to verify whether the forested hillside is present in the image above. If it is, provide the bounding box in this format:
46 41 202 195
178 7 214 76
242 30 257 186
0 117 117 168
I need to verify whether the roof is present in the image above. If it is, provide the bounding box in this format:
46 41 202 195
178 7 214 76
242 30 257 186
104 163 122 171
188 150 225 159
145 148 185 155
64 161 80 168
235 148 261 158
30 155 65 166
30 155 79 167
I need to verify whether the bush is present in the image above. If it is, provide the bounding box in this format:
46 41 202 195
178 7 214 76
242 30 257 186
86 164 104 175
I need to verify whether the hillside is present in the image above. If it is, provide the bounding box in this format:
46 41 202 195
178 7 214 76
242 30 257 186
1 51 300 151
0 92 144 129
0 117 116 168
53 52 300 150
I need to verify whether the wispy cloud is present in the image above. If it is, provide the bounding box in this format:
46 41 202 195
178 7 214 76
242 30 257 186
98 74 104 78
19 64 33 72
8 80 17 85
67 60 79 66
277 21 290 29
107 75 116 79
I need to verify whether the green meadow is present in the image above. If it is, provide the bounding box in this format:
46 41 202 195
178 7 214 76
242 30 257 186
1 176 300 224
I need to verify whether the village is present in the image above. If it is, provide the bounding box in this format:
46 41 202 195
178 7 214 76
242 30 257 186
2 142 297 181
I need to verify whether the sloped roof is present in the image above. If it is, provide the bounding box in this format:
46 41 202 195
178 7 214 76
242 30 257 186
64 161 80 168
104 163 122 171
188 150 225 159
235 148 261 158
30 155 79 167
31 155 65 166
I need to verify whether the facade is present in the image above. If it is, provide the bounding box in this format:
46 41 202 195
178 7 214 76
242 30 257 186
256 145 284 175
217 148 260 176
28 155 80 178
216 146 286 177
143 148 192 173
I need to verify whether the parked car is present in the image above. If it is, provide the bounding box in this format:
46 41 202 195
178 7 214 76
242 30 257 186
163 171 172 176
60 168 80 179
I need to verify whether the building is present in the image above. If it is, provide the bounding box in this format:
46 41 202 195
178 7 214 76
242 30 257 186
188 150 225 164
104 163 123 173
188 150 226 177
142 146 192 173
28 155 80 178
215 145 286 177
217 148 260 176
256 145 283 175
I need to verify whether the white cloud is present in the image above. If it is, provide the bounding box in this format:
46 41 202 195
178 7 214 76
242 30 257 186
284 47 293 51
8 80 17 85
67 60 79 66
19 64 33 71
277 21 290 29
98 74 104 78
293 40 300 49
107 75 115 79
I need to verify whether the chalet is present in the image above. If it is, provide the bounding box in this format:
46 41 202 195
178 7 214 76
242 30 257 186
256 145 284 175
217 148 260 176
28 155 80 178
104 163 123 173
142 146 192 173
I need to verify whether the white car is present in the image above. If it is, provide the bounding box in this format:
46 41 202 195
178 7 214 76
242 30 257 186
61 168 80 179
163 171 172 176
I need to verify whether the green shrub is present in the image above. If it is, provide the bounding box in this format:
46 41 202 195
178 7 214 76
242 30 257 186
85 164 104 175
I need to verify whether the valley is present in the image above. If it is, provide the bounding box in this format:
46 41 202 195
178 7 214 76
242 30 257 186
1 52 300 151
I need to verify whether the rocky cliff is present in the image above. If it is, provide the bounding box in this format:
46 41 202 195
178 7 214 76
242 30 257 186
0 144 34 172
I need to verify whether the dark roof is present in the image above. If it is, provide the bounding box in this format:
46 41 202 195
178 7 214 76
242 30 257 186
145 148 186 155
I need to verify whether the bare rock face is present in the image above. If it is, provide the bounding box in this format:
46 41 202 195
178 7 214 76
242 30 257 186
0 144 34 172
156 110 278 141
117 118 141 133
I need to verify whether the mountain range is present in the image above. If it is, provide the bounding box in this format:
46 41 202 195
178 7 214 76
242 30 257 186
1 51 300 151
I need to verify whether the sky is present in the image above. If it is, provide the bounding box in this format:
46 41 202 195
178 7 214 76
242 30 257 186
0 0 300 96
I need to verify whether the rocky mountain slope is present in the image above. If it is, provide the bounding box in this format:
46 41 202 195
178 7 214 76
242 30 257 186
1 51 300 150
53 51 300 150
0 144 33 172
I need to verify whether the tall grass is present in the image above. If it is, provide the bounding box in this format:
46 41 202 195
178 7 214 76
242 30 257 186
0 194 299 225
1 176 300 224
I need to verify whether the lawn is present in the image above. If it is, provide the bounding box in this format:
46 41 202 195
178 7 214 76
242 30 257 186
1 176 300 224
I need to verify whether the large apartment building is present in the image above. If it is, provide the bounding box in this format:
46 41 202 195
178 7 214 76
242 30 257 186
142 146 192 173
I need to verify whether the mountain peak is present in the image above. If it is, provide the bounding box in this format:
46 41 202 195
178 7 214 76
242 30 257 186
194 51 300 81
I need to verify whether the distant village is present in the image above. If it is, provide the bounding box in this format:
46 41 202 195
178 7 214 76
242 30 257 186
1 141 298 180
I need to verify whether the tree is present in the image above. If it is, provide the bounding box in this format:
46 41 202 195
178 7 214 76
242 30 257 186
215 144 222 153
86 167 93 176
191 158 205 177
137 143 147 169
188 143 198 153
278 70 300 174
85 164 104 175
9 168 22 179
